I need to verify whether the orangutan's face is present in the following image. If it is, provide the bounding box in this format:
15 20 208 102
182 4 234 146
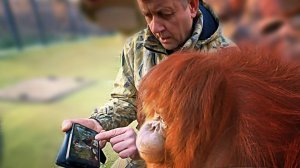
254 15 300 60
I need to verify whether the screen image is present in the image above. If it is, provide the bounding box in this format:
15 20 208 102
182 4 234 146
69 124 99 166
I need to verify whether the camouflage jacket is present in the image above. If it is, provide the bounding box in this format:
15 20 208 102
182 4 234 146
90 8 234 130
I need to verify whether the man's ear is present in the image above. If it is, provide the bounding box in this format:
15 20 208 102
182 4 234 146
189 0 199 18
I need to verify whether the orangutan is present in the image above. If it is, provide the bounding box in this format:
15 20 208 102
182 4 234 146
136 48 300 168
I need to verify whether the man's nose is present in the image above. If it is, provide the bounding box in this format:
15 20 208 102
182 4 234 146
149 17 165 34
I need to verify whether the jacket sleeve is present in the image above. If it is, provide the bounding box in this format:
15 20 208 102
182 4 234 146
90 38 137 131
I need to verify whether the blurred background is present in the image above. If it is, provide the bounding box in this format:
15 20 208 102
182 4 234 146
0 0 113 50
0 0 126 167
0 0 299 168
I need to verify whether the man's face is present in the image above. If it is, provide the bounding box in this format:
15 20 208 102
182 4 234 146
137 0 198 50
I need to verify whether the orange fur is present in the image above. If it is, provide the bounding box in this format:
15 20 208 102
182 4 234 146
137 48 300 167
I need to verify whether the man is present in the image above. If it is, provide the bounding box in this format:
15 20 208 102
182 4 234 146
62 0 233 167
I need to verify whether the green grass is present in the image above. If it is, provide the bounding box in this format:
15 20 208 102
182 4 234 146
0 35 129 168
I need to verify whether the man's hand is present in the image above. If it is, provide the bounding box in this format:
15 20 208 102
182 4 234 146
95 127 139 159
61 118 103 133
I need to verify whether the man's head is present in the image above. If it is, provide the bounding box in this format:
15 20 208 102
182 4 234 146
137 0 199 50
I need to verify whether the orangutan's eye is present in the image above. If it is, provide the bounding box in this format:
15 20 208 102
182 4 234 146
261 20 284 35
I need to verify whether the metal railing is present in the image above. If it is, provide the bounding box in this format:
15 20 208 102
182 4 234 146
0 0 106 50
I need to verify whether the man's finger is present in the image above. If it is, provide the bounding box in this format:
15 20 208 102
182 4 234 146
99 140 107 148
61 120 73 132
95 127 128 141
111 140 128 153
119 148 137 159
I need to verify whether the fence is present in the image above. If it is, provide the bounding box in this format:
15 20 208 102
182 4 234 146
0 0 108 50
